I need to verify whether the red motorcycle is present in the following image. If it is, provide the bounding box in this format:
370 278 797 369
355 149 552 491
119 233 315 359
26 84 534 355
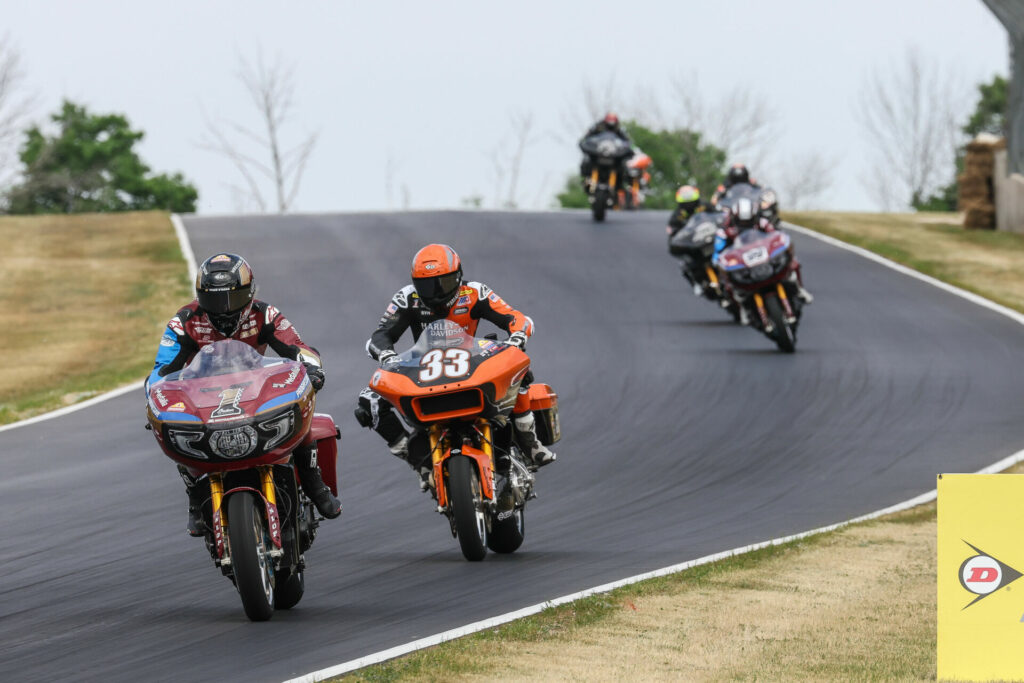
719 228 804 352
146 340 340 621
368 320 560 561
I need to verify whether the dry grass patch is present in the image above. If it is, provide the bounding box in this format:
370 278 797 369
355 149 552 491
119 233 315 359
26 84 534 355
0 212 189 423
785 211 1024 313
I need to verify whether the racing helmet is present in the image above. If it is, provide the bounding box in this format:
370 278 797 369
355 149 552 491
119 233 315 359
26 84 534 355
196 253 256 337
726 163 750 187
675 185 701 214
411 244 463 315
734 197 757 230
603 112 620 128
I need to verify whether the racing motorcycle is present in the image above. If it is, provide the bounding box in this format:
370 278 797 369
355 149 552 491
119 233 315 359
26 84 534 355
718 228 804 352
668 209 729 302
579 131 634 222
622 148 652 210
146 340 340 621
368 320 560 561
717 183 780 228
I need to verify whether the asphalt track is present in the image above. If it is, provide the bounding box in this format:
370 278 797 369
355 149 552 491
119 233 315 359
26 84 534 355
3 210 1024 682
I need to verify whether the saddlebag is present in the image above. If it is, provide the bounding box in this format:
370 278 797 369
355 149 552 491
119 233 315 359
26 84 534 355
527 383 560 446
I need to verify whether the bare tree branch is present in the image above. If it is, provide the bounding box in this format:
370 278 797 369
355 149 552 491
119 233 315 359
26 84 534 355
855 49 965 210
505 110 537 208
200 49 319 213
0 35 34 193
777 151 838 210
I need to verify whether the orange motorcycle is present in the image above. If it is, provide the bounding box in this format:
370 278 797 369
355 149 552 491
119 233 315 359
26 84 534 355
368 320 560 561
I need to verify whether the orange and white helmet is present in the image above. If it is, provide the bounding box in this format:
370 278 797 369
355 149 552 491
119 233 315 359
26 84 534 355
411 243 463 314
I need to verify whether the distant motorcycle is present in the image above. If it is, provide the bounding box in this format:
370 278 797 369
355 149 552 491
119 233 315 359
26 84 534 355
669 210 728 302
367 320 560 561
622 148 652 209
579 131 633 222
146 340 340 620
718 228 804 352
717 183 780 227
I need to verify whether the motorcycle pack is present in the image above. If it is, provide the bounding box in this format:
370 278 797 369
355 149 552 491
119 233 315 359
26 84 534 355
146 340 340 621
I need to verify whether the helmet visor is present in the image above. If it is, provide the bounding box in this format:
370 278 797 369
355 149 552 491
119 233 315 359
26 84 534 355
413 272 461 305
197 287 252 315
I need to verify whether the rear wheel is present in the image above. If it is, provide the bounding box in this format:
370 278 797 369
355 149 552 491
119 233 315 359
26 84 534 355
227 493 275 621
592 190 608 222
765 295 796 353
448 456 488 561
274 567 304 610
488 507 525 554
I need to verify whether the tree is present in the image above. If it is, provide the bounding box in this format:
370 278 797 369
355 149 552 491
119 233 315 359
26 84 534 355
202 51 318 213
777 152 837 210
914 74 1007 211
0 35 33 197
856 50 966 210
556 120 726 210
4 100 197 214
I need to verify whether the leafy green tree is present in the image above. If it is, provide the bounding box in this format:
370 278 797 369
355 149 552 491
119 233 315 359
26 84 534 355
556 120 726 210
5 100 197 214
913 75 1007 211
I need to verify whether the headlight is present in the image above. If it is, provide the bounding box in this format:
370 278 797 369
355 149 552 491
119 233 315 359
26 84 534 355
168 429 207 459
258 412 296 452
210 426 258 459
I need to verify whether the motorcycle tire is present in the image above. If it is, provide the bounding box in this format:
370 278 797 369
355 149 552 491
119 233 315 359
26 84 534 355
274 567 304 610
448 455 488 561
227 492 276 621
592 190 607 222
488 506 525 554
765 295 796 353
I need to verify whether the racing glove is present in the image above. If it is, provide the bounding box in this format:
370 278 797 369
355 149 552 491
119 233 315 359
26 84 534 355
302 363 325 392
378 349 399 367
507 331 528 351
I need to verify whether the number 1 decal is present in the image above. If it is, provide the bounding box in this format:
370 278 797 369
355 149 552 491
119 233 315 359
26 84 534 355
419 348 471 381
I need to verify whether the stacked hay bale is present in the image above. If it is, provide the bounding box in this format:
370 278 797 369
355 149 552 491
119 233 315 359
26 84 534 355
959 133 1005 229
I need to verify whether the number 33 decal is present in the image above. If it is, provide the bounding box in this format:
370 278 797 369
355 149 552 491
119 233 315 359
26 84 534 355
419 348 470 381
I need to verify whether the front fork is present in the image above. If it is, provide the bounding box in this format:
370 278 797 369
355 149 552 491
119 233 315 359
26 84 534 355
429 421 495 511
209 466 278 562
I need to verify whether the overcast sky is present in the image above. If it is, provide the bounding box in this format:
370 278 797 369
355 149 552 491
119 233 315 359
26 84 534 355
1 0 1009 213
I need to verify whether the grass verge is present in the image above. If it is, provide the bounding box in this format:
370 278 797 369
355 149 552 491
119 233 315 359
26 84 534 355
0 211 190 424
337 212 1022 681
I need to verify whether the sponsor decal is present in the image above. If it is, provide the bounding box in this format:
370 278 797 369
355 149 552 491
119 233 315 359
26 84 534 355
167 402 186 412
958 542 1022 608
193 325 213 334
168 317 184 335
210 254 231 263
210 387 245 419
159 334 176 347
238 328 257 339
456 295 471 305
386 303 398 315
371 370 382 387
296 375 311 396
453 307 468 314
460 287 473 295
497 509 514 521
272 365 301 388
424 263 438 270
154 388 169 407
277 319 292 331
488 292 503 304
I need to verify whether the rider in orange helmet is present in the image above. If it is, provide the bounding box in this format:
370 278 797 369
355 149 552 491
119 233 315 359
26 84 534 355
355 244 556 486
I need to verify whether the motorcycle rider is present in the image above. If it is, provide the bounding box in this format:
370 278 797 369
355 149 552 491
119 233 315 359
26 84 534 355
146 253 341 535
667 185 710 236
580 112 633 191
711 163 761 206
712 199 813 323
355 243 556 487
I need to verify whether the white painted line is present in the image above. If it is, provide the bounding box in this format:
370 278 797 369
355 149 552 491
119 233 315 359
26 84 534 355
171 213 198 283
0 214 196 435
285 218 1024 683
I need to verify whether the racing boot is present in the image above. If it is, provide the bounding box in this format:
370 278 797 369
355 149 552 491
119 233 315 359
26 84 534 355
293 444 341 519
513 412 557 469
178 465 205 537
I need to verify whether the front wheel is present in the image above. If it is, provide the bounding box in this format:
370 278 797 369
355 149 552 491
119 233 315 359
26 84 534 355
448 456 488 561
764 295 796 353
227 492 275 621
591 189 608 222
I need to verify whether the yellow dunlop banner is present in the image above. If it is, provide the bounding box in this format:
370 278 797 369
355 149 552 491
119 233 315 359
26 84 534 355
937 473 1024 681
